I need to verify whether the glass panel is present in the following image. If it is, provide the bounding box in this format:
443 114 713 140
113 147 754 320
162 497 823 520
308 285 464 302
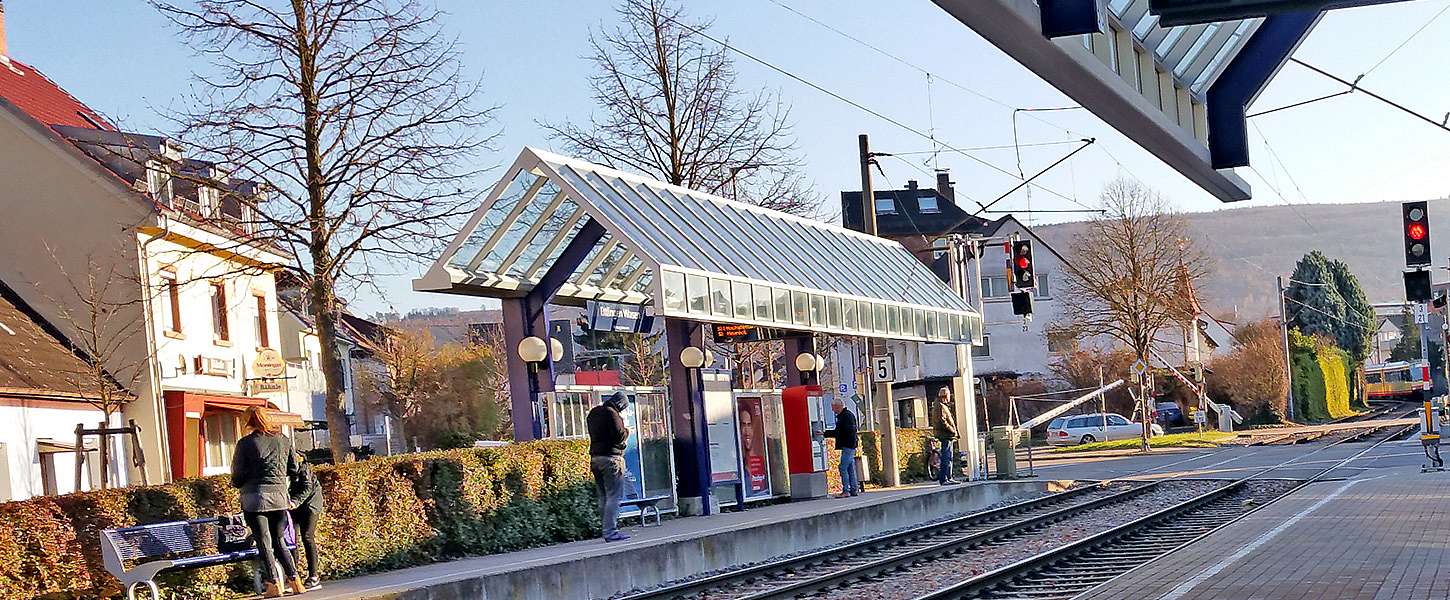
1155 27 1187 60
843 300 857 330
587 244 630 287
948 314 961 341
655 188 761 280
1132 12 1159 38
479 180 562 274
449 169 539 269
591 173 714 272
827 297 843 329
632 269 655 294
605 255 644 290
710 278 732 316
792 291 810 326
774 288 791 324
507 198 579 278
887 305 901 335
733 281 753 319
528 217 588 280
635 391 675 505
753 285 773 321
1174 23 1220 77
687 274 709 313
927 310 939 338
915 309 928 338
663 271 686 311
874 304 888 334
809 294 826 327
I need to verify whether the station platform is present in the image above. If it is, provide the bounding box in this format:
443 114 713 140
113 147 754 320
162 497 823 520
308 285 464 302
297 478 1070 600
1079 463 1450 600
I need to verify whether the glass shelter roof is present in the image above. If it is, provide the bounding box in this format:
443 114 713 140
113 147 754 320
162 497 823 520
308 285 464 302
415 147 983 344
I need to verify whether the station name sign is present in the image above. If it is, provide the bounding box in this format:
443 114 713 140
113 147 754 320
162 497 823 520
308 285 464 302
585 300 652 334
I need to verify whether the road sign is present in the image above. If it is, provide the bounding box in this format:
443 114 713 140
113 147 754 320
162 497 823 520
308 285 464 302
1130 359 1148 378
1413 302 1430 324
872 356 896 383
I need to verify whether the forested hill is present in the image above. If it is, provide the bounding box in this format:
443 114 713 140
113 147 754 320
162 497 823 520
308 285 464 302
1034 198 1450 321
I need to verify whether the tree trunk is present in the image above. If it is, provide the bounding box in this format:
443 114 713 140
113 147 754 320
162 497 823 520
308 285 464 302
314 291 352 463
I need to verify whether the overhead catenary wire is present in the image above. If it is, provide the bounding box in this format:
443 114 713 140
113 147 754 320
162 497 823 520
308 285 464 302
1283 295 1373 332
1362 1 1450 79
1290 58 1450 132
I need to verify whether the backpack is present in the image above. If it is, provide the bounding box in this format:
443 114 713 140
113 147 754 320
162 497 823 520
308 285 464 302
216 514 254 552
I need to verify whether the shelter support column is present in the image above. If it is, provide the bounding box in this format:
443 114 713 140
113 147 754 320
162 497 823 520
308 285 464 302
784 337 818 386
951 343 981 480
666 317 713 516
874 340 900 487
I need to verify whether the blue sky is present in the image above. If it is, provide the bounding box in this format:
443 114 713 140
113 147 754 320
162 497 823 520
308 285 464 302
7 1 1450 315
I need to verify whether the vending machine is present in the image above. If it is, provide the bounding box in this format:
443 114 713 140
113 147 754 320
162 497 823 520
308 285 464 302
782 385 828 499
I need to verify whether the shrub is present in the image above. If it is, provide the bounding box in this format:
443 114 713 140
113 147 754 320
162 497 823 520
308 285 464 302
0 439 591 600
1285 329 1356 422
1206 319 1289 423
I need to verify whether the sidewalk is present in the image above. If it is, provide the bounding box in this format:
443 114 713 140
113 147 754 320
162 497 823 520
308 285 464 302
296 479 1070 600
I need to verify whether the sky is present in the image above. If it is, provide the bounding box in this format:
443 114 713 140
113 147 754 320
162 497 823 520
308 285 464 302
7 0 1450 316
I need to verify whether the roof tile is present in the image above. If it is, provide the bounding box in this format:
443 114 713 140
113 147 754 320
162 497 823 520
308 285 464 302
0 57 111 130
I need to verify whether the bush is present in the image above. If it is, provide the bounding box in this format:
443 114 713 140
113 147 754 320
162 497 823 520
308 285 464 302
1207 319 1289 424
1287 330 1356 422
0 439 592 600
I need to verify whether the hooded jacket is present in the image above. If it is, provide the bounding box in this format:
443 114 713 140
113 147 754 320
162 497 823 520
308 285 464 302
587 393 630 457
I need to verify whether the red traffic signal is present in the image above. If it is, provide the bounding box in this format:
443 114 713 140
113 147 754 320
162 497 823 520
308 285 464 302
1010 240 1036 291
1404 201 1432 267
1409 222 1427 241
1016 256 1031 270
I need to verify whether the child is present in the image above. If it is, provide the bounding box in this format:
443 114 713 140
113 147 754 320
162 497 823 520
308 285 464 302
288 451 325 590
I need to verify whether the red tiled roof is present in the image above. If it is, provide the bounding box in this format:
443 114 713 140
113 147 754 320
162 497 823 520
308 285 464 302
0 57 111 130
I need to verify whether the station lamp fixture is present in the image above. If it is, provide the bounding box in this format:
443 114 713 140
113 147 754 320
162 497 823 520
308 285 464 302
550 337 565 362
680 346 706 369
794 352 825 372
517 336 548 363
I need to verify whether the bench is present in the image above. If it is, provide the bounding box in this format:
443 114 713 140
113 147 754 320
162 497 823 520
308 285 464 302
621 495 669 526
101 517 293 600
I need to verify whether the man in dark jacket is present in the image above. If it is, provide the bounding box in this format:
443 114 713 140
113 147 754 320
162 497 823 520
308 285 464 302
933 388 960 485
288 453 325 590
587 391 631 542
828 398 860 498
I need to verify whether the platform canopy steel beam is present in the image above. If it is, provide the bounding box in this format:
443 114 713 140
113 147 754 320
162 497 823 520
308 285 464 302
1149 0 1413 26
1206 11 1320 169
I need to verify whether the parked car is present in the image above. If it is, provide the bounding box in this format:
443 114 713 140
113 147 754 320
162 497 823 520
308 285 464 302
1155 401 1186 428
1046 413 1166 446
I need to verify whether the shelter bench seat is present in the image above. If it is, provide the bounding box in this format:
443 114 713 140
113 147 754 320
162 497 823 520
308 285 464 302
621 495 670 526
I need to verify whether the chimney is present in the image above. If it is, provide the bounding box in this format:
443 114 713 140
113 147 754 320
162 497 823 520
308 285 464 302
935 169 955 204
0 1 8 59
906 179 918 191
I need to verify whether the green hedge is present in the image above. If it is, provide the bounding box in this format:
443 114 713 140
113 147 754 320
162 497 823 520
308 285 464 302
1289 330 1356 422
0 440 593 599
825 428 938 494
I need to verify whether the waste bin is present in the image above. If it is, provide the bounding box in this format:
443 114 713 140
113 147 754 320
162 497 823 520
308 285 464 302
989 426 1017 479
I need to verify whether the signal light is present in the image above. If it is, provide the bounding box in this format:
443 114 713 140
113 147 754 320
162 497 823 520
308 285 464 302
1406 269 1432 302
1010 240 1036 290
1404 201 1432 267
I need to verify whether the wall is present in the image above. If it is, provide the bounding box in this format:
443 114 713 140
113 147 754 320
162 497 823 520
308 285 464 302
0 399 106 501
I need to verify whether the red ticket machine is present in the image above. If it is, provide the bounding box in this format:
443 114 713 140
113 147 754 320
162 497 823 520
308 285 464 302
783 384 828 499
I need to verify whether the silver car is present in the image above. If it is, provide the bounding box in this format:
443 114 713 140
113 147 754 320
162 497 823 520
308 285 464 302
1046 413 1165 445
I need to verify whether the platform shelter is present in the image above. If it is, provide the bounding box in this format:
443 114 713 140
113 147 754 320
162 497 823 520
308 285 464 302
415 147 983 514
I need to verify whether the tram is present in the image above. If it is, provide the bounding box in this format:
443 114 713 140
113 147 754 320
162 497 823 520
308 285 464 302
1364 360 1432 402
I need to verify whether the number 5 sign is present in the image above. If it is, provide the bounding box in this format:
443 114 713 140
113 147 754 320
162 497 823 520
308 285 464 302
872 356 896 383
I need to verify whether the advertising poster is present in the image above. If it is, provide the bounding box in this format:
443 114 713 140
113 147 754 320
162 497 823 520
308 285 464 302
704 389 741 484
736 396 771 498
618 395 645 500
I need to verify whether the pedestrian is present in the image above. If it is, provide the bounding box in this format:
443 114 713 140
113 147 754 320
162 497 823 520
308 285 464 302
288 450 324 591
932 388 959 485
231 406 304 597
827 398 860 498
587 391 631 542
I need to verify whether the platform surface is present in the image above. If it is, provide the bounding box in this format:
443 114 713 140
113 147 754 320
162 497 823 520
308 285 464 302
297 478 1061 600
1078 441 1450 600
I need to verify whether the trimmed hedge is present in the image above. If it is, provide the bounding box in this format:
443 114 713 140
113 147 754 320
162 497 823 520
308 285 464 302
825 428 939 494
0 440 593 600
1289 330 1356 422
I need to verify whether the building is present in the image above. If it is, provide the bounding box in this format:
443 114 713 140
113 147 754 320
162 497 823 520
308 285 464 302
0 43 299 484
841 172 1069 421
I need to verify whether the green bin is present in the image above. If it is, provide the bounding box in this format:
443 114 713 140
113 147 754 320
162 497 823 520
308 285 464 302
989 426 1017 478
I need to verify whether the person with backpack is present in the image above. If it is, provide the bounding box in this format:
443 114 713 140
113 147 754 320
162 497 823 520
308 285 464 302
289 450 324 591
587 391 631 542
932 388 960 485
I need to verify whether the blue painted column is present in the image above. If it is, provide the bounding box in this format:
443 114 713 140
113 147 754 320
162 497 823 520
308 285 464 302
502 219 605 441
665 317 713 515
1206 12 1321 169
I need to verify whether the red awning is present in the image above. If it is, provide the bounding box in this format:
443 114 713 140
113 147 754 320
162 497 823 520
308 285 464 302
163 390 304 426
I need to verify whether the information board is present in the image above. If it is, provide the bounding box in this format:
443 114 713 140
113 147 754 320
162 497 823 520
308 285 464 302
704 388 740 484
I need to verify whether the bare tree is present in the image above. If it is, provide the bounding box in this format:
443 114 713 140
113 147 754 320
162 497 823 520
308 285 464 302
619 331 666 387
41 251 147 488
1055 179 1208 449
153 0 497 461
541 0 818 216
471 323 511 440
354 327 499 449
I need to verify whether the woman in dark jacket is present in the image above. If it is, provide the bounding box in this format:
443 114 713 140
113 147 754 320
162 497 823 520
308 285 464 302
289 451 325 590
231 406 303 597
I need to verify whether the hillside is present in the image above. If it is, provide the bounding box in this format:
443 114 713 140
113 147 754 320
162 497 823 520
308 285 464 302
1034 198 1450 321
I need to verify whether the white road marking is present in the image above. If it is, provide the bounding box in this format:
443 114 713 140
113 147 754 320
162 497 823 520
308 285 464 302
1154 477 1374 600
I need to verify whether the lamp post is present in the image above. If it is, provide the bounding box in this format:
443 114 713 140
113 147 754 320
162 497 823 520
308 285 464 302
518 336 549 439
794 352 824 386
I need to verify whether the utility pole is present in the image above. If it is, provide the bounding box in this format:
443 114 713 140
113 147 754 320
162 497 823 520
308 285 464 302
1277 276 1295 422
860 134 900 487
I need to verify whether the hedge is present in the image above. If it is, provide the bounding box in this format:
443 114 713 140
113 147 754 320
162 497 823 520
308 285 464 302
0 439 593 600
1289 330 1356 422
825 428 939 494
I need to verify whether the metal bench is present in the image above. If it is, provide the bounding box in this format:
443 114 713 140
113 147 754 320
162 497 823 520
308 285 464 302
621 495 669 526
101 517 292 600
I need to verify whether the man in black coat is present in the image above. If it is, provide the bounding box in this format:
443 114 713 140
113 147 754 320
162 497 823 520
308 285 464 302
587 391 631 542
828 397 860 498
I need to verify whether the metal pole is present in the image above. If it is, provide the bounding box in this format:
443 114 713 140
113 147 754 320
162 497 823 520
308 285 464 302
860 134 900 487
1278 276 1295 422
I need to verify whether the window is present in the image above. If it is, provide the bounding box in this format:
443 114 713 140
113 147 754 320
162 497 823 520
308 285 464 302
981 275 1010 299
1037 272 1051 298
203 413 238 470
1107 415 1131 426
210 282 229 342
971 335 991 358
159 270 182 333
918 195 940 214
874 195 896 215
253 294 270 348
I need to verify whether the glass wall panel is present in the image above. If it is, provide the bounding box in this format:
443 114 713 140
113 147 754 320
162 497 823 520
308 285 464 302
449 169 539 269
528 218 589 281
843 300 857 330
587 244 630 287
915 309 928 338
479 180 562 274
888 305 901 335
733 281 753 319
792 291 810 326
663 271 686 311
809 294 826 327
753 284 773 321
687 274 709 313
927 310 939 338
827 297 843 329
710 278 732 316
634 390 674 506
874 304 888 334
774 288 791 324
507 198 579 279
948 314 961 341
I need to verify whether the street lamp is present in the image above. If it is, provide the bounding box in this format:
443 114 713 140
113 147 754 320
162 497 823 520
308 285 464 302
517 336 548 363
680 346 706 369
517 336 549 439
794 352 819 373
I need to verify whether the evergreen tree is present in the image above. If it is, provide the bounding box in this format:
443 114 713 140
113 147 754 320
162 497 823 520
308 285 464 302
1285 251 1345 339
1325 258 1375 365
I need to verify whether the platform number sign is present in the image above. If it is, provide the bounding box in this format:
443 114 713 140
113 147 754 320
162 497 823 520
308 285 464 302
872 356 896 383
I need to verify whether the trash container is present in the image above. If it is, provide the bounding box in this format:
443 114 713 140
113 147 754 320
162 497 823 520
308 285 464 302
989 426 1017 479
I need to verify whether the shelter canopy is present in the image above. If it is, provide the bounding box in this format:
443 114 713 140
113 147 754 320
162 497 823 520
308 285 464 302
415 147 982 344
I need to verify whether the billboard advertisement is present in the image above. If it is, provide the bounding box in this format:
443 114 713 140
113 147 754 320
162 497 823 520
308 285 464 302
737 395 771 498
705 388 741 484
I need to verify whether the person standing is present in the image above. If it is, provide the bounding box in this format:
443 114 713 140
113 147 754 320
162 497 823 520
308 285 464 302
932 388 959 485
828 398 860 498
587 391 631 542
289 450 325 591
231 407 303 597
